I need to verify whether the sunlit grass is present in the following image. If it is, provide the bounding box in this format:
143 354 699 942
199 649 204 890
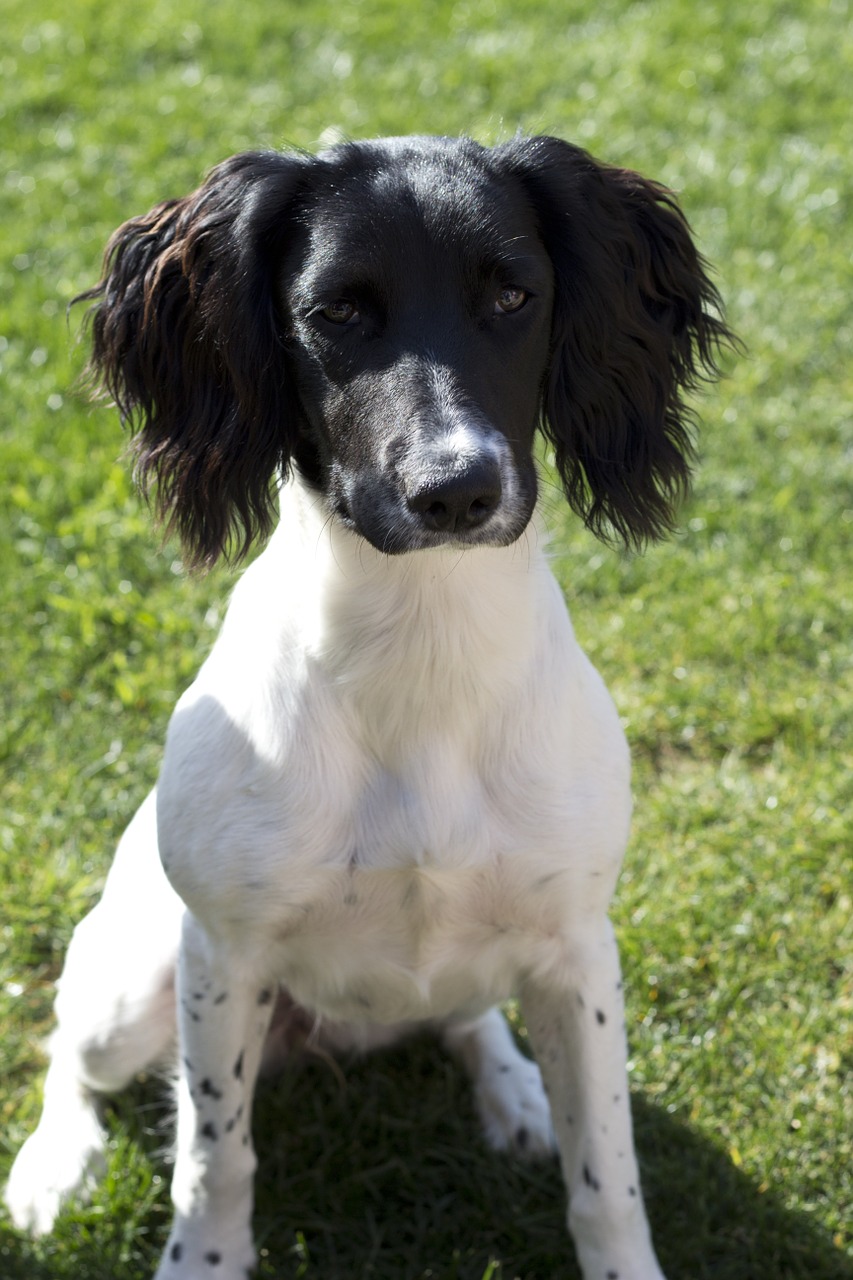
1 1 851 1276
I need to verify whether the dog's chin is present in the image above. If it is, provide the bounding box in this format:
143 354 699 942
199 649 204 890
333 497 535 557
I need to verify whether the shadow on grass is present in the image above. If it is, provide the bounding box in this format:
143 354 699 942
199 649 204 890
1 1036 850 1280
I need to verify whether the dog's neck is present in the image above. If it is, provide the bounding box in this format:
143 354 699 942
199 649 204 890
261 477 551 759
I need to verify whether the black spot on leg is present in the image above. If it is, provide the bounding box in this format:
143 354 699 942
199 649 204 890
170 1243 183 1261
607 1271 620 1279
566 1114 574 1125
181 1000 202 1023
234 1050 244 1080
576 993 586 1009
257 988 272 1006
628 1185 637 1197
205 1251 222 1265
201 1078 223 1100
515 1126 529 1150
498 1064 511 1074
201 1121 218 1141
613 1094 621 1104
193 992 204 1001
583 1163 601 1191
214 991 228 1005
596 1009 607 1025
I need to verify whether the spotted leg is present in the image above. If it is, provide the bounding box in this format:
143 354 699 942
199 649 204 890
520 917 666 1280
155 913 276 1280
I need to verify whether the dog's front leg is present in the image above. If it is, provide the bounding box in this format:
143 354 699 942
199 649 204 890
155 913 275 1280
520 918 666 1280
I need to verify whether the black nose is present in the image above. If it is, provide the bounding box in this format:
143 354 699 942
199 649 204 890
406 459 503 534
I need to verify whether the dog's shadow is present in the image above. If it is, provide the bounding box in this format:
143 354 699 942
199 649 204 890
247 1037 852 1280
1 1034 850 1280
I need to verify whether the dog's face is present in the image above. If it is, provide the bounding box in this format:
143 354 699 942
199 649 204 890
279 138 554 553
80 134 731 567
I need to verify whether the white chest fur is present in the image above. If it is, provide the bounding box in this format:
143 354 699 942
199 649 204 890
156 482 632 1023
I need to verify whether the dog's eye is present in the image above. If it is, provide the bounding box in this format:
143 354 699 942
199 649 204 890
320 300 359 326
494 286 528 315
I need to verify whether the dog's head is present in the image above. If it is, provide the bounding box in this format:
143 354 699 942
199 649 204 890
80 134 731 567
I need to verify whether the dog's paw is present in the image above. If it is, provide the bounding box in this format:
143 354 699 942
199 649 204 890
155 1226 256 1280
574 1237 668 1280
5 1107 105 1235
473 1052 556 1158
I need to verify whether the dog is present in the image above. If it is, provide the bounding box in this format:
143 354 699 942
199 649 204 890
5 134 729 1280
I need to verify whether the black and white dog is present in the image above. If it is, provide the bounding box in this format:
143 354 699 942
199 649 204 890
6 134 729 1280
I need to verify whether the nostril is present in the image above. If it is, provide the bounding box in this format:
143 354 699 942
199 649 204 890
417 497 456 532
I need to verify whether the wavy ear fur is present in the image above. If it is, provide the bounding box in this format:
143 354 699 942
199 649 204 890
496 135 734 547
77 152 308 568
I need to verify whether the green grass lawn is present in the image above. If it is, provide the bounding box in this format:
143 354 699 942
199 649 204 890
1 0 851 1277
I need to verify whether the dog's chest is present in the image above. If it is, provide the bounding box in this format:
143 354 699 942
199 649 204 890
271 856 566 1026
160 524 631 1023
260 755 575 1024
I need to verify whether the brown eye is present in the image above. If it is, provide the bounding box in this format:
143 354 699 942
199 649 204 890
494 286 528 314
321 300 359 325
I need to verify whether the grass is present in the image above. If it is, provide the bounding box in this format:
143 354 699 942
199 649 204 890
1 0 851 1276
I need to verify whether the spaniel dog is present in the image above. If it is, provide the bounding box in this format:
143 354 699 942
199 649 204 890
6 134 729 1280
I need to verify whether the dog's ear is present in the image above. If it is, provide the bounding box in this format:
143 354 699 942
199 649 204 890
496 135 734 547
77 152 309 568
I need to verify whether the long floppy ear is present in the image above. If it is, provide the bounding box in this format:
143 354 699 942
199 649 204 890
76 151 309 568
496 135 734 547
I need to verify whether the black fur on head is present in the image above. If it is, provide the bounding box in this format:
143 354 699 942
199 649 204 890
77 135 733 567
